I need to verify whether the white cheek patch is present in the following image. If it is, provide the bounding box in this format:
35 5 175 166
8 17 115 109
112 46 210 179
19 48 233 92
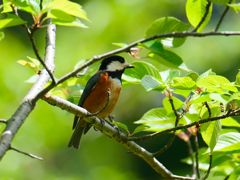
106 61 128 71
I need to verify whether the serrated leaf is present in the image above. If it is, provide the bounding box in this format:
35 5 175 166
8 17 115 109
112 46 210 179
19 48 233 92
186 0 213 32
171 77 196 90
122 61 161 85
47 0 90 21
141 75 166 92
160 69 180 83
0 32 4 41
52 18 88 28
141 39 164 53
228 165 240 180
213 132 240 152
221 117 240 128
112 42 128 48
147 50 189 71
163 96 184 114
132 125 150 134
0 13 27 29
111 122 128 132
201 107 222 152
197 69 216 82
145 17 190 48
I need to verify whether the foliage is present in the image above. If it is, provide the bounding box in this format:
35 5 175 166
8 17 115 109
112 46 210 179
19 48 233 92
1 0 240 180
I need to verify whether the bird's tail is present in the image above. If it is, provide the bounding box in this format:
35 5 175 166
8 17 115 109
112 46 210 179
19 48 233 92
68 120 85 149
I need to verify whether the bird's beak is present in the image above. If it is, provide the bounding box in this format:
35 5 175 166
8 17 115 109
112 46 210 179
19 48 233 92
125 64 135 68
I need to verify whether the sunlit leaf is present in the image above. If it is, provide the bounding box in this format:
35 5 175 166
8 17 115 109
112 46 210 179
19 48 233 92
141 75 166 92
201 107 222 152
173 89 191 97
163 96 184 114
132 125 150 134
147 50 189 71
213 132 240 152
197 69 216 82
171 77 196 89
188 93 212 105
42 0 55 9
2 0 12 13
145 17 190 48
0 13 27 29
50 90 66 99
52 18 88 28
143 123 174 132
235 70 240 86
209 93 230 105
186 72 199 82
228 165 240 180
221 117 240 128
186 0 213 32
27 56 40 67
160 69 180 83
112 42 128 48
122 61 161 85
17 60 36 69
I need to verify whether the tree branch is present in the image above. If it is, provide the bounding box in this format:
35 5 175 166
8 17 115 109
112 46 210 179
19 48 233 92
127 109 240 141
201 154 212 180
0 23 56 160
10 146 43 160
194 134 200 179
42 95 174 179
0 119 7 124
214 0 233 32
192 0 212 32
186 140 196 178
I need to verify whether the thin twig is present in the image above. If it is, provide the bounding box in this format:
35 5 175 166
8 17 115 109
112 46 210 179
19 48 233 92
11 5 57 84
186 140 196 178
10 146 43 161
201 154 212 180
204 102 212 118
127 108 240 142
194 134 200 179
0 119 7 124
86 88 111 117
76 67 89 77
192 0 212 32
214 0 233 32
171 175 199 180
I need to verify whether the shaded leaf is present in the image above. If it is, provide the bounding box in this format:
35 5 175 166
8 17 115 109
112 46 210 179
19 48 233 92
132 125 150 134
228 165 240 180
235 70 240 86
145 17 190 48
112 122 128 132
141 39 164 53
147 50 189 71
186 72 199 82
0 32 4 41
209 93 230 105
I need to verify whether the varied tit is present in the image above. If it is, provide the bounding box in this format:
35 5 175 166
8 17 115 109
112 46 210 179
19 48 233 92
68 55 134 149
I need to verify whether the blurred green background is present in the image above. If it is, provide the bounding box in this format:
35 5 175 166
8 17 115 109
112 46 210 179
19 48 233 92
1 0 240 179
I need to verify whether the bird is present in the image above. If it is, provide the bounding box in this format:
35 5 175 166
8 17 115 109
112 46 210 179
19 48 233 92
68 55 134 149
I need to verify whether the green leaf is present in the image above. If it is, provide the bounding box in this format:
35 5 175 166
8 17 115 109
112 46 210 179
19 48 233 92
143 123 174 132
111 122 128 132
235 70 240 86
29 0 41 15
173 89 191 98
42 0 55 9
210 0 230 6
50 90 66 99
160 69 180 83
47 0 90 21
197 69 216 82
186 0 213 32
163 97 184 114
24 74 39 83
201 107 222 152
11 0 35 14
141 39 164 53
221 117 240 128
27 56 40 67
147 50 189 71
145 17 190 48
112 42 128 48
188 93 212 105
141 75 166 92
2 0 12 13
209 93 230 105
17 60 37 70
197 75 233 92
186 72 199 82
0 13 27 29
122 61 161 85
135 108 176 124
228 165 240 180
213 132 240 152
0 32 4 41
171 77 197 90
132 125 150 134
52 18 88 28
229 3 240 13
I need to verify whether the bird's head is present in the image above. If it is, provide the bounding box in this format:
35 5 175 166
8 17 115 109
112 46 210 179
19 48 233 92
99 56 134 72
